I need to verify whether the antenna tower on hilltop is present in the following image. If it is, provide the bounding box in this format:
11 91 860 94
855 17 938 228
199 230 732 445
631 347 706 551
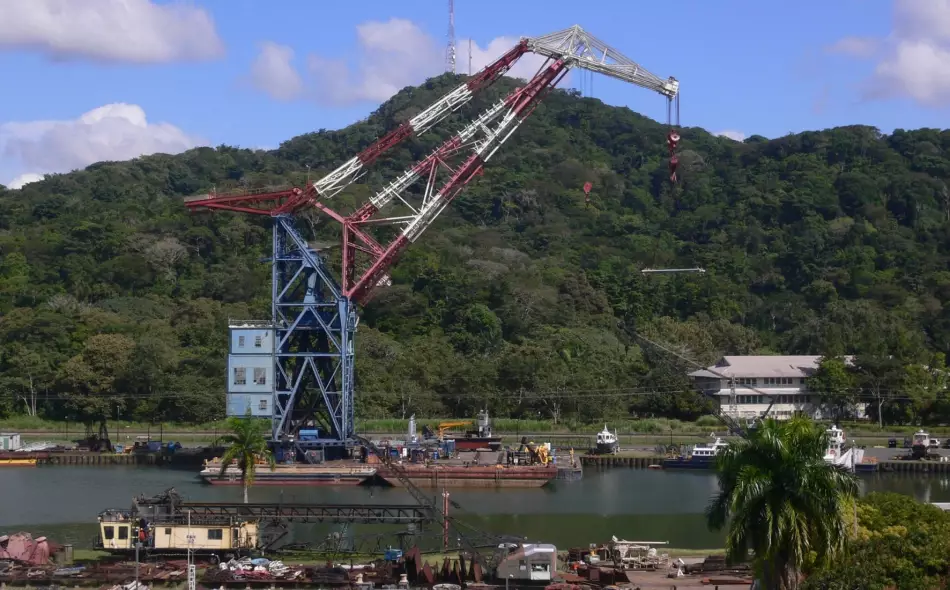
445 0 456 73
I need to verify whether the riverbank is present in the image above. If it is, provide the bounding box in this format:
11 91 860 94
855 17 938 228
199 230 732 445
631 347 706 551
6 415 947 441
0 546 732 589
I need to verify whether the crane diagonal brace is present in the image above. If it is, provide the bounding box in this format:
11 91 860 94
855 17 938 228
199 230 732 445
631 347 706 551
345 59 570 304
310 41 530 201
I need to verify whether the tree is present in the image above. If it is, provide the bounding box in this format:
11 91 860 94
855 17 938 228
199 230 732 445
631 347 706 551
218 414 276 504
57 333 137 434
706 417 858 590
807 356 856 421
852 355 904 428
802 493 950 590
4 75 950 428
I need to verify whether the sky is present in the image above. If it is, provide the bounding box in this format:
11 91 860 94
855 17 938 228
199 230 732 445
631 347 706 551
1 0 949 189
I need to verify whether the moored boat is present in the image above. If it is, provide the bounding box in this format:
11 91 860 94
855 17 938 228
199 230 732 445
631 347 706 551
661 437 728 470
0 457 37 467
444 410 503 451
595 425 619 455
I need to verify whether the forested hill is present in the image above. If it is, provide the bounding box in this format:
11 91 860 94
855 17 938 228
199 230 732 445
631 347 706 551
1 72 950 426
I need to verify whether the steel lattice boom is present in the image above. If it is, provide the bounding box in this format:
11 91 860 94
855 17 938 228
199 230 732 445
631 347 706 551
184 25 679 456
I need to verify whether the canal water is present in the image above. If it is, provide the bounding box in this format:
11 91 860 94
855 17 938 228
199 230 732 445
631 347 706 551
4 466 950 551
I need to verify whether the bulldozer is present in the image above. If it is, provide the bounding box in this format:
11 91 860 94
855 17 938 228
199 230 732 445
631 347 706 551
518 437 551 465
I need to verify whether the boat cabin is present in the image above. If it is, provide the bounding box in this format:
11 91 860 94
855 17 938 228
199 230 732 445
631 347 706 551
826 425 846 447
96 509 258 554
689 438 728 458
495 543 557 582
596 426 618 446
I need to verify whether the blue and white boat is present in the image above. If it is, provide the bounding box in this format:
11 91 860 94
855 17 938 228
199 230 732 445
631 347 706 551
661 437 729 470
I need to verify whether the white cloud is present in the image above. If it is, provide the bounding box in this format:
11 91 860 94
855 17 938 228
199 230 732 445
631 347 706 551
0 0 223 63
458 36 548 81
829 0 950 107
713 130 746 142
825 36 879 58
7 173 44 190
308 18 439 105
1 103 207 185
251 19 552 106
249 42 304 101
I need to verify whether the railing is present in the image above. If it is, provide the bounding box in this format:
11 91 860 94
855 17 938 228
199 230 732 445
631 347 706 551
183 185 296 203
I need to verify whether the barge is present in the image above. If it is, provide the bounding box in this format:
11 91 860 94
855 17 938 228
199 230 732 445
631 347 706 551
199 460 376 486
199 460 558 488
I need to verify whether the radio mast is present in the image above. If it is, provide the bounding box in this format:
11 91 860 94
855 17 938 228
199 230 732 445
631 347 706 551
445 0 456 73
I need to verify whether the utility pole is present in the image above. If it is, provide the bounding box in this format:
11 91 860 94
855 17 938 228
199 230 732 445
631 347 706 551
187 510 196 590
852 444 858 538
442 488 450 552
134 540 141 589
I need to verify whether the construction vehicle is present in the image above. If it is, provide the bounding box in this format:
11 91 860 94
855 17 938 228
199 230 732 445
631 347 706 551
518 437 551 465
435 421 473 441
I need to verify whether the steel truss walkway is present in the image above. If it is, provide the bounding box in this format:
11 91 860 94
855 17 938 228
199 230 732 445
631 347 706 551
159 503 432 525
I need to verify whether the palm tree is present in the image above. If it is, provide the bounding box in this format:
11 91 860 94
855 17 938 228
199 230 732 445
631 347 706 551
706 417 858 590
218 414 276 504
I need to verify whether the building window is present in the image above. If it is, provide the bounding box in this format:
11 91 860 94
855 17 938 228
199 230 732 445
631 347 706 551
238 335 245 347
164 528 171 535
118 527 129 540
734 377 757 386
764 377 794 386
208 529 223 541
234 367 246 385
253 367 267 385
254 335 263 348
104 526 115 540
258 398 268 411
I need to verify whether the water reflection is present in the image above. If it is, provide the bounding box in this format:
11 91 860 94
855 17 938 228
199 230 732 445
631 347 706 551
4 467 950 550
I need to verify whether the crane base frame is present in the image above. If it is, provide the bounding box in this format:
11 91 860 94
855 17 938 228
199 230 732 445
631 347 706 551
269 215 356 458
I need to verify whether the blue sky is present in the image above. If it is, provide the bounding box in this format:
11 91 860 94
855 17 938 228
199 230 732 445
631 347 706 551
1 0 949 188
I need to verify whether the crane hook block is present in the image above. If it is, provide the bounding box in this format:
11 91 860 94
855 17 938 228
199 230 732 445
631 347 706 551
667 130 680 183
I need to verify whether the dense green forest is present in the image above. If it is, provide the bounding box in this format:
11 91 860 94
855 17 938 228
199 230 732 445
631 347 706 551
2 72 950 428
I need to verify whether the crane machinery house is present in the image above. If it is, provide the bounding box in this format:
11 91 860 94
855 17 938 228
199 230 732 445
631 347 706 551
689 355 865 420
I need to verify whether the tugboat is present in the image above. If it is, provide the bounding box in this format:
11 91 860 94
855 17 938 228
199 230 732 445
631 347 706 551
444 410 503 452
912 429 936 460
595 425 619 455
824 424 871 472
661 437 729 470
823 425 847 465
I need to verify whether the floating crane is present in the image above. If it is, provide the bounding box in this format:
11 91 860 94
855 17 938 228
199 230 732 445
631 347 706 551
185 25 681 458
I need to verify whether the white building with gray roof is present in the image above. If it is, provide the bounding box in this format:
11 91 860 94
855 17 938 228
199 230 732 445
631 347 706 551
689 355 862 420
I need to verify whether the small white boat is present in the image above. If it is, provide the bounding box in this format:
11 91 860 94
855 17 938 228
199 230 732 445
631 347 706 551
595 425 619 455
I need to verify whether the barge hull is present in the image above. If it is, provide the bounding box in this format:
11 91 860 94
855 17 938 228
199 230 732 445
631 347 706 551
376 466 558 488
661 460 715 470
380 476 551 488
201 476 367 486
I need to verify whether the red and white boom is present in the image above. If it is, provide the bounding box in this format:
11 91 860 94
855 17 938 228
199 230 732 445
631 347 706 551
185 25 680 305
323 25 681 303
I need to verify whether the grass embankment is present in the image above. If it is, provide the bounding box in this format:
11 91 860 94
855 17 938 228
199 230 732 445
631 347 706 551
2 415 939 449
